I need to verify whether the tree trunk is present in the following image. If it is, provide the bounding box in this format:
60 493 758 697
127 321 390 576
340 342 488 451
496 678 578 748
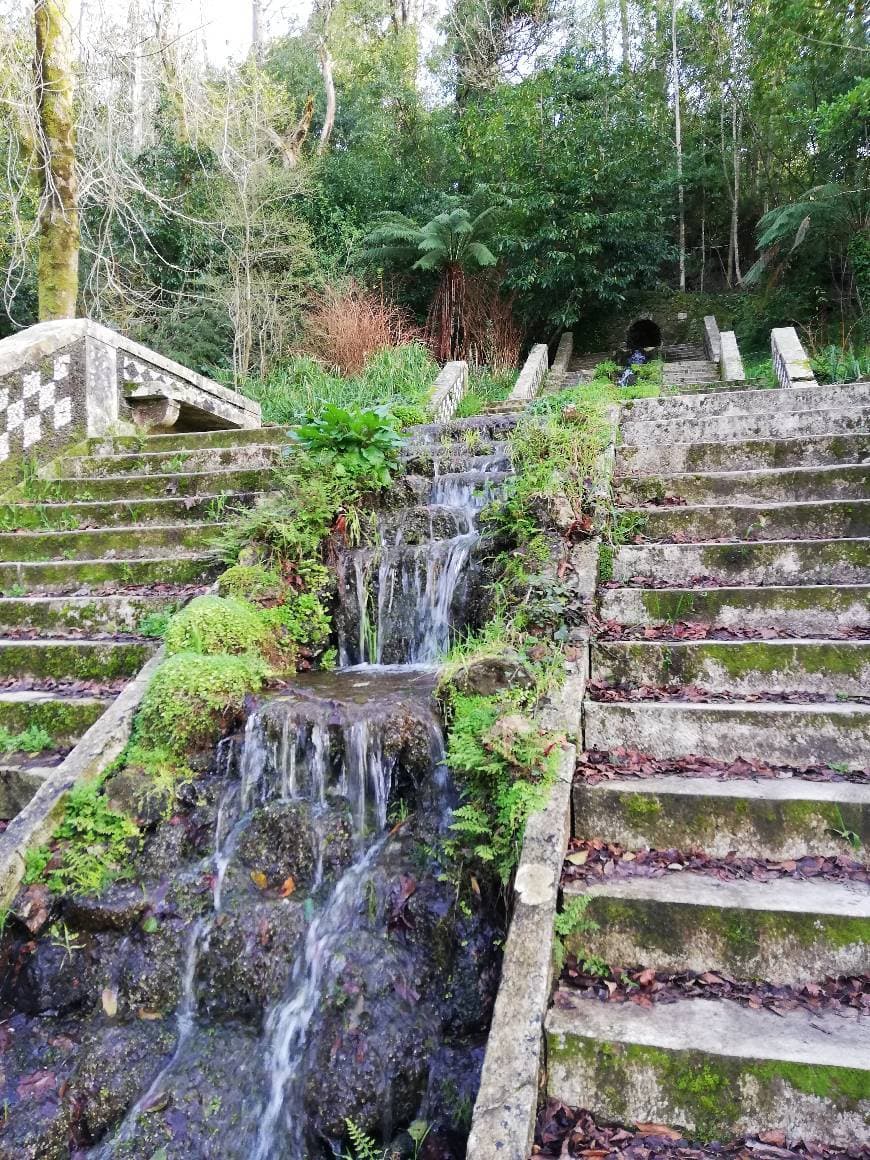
34 0 79 320
730 100 743 285
318 46 336 155
671 0 685 290
598 0 609 68
251 0 263 55
620 0 631 71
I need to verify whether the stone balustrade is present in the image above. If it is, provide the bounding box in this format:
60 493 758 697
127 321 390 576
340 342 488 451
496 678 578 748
771 326 817 389
427 360 468 422
508 343 549 403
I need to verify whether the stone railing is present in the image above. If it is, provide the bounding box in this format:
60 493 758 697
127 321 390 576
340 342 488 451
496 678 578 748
427 360 468 422
702 314 745 382
0 320 260 480
703 315 721 363
507 342 549 403
771 326 817 389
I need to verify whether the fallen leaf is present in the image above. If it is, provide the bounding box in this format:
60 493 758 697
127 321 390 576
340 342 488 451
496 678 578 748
250 870 268 890
634 1122 683 1140
566 851 588 866
278 876 296 897
101 987 118 1017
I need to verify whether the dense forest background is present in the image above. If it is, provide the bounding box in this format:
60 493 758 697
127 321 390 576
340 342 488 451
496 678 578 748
0 0 867 381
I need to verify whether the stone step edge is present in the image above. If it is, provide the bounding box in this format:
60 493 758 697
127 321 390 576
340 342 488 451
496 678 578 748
617 497 870 517
0 490 269 514
616 462 869 485
627 379 864 410
44 465 274 486
620 406 870 439
613 534 870 553
60 441 283 467
547 992 870 1146
574 774 870 805
0 520 223 543
562 872 870 918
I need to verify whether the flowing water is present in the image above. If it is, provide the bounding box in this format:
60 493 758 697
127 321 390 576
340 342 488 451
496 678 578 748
1 416 513 1159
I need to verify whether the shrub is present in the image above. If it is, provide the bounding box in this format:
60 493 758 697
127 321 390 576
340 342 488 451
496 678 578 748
290 405 403 488
217 564 287 605
163 595 269 658
136 652 266 752
302 281 421 375
262 592 331 650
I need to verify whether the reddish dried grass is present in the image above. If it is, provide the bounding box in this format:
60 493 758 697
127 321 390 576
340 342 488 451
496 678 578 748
303 282 422 376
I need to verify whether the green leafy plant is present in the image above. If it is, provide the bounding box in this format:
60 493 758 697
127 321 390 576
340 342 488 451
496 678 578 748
0 724 54 755
343 1118 388 1160
163 595 270 659
289 405 403 489
831 807 861 852
553 893 600 973
137 609 173 639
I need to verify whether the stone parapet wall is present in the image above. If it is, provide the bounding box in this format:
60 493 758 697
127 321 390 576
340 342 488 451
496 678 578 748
428 360 468 422
719 330 746 381
0 321 260 484
772 326 817 390
508 343 549 403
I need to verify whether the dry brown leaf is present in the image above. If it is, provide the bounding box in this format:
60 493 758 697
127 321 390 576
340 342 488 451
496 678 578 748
101 988 118 1018
278 875 296 897
634 1122 683 1139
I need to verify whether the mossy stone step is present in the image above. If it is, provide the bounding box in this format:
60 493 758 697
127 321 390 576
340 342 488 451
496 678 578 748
0 554 218 595
572 774 870 860
617 464 870 506
613 537 870 586
0 691 109 744
57 443 280 479
599 584 870 634
0 522 219 563
625 499 870 543
591 638 870 696
546 993 869 1147
407 413 518 442
583 700 870 769
31 467 272 503
624 380 868 423
0 639 155 681
86 425 286 454
616 432 870 476
621 405 870 446
0 593 190 634
561 875 869 983
0 492 264 531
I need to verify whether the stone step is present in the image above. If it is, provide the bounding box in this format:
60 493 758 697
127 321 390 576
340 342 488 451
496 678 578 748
591 638 870 696
0 553 218 595
612 538 870 586
0 522 218 563
0 691 110 745
661 379 756 396
546 993 869 1147
0 593 192 635
0 492 264 531
621 406 870 446
572 774 870 860
583 699 869 769
86 425 286 455
561 875 869 984
402 442 510 476
0 760 53 818
33 467 271 503
407 413 518 442
617 464 869 506
599 583 870 634
627 499 870 543
0 638 155 681
617 433 870 476
56 443 280 479
625 380 867 423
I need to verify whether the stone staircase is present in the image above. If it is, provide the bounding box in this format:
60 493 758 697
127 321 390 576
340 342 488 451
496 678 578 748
0 426 287 820
546 377 870 1146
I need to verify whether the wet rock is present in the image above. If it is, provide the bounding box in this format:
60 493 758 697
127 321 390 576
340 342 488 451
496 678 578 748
69 1020 176 1145
422 1044 486 1134
195 898 305 1020
104 766 170 826
116 922 185 1018
0 936 93 1016
437 913 501 1035
0 1090 70 1160
0 1014 80 1160
319 805 354 881
236 800 315 888
441 650 534 699
63 883 149 932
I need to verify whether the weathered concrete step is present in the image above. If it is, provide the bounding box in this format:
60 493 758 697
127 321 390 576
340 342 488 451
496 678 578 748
583 699 869 769
661 379 754 396
618 463 869 506
402 442 510 476
625 380 868 423
0 691 109 745
0 522 218 563
0 760 53 818
0 593 190 634
407 413 518 442
572 774 870 860
0 492 264 531
0 554 218 595
546 994 869 1147
57 443 280 479
0 639 155 681
613 538 870 586
562 875 869 983
34 467 271 503
599 584 870 634
621 406 870 447
617 432 870 476
86 425 286 454
629 499 870 543
592 638 870 696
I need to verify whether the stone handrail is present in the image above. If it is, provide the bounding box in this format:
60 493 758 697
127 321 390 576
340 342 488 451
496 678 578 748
703 315 721 363
427 360 468 422
719 330 745 382
771 326 817 389
0 320 260 479
507 343 549 403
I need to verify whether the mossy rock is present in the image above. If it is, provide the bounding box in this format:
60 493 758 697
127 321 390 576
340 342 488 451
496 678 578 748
217 563 287 605
136 651 266 753
164 595 269 658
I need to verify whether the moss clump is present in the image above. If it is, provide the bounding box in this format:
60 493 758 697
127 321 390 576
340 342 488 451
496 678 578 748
217 564 286 605
164 595 269 659
136 651 266 753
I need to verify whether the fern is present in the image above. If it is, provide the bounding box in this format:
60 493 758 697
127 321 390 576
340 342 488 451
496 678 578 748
344 1118 386 1160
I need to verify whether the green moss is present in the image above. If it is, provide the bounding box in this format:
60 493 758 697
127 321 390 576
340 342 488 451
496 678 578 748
136 651 266 753
217 564 286 604
0 696 105 743
598 544 614 583
704 641 869 680
164 595 269 658
0 640 152 681
623 792 662 822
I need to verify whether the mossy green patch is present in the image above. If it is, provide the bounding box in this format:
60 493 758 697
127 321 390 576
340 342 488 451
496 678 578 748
164 595 270 658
